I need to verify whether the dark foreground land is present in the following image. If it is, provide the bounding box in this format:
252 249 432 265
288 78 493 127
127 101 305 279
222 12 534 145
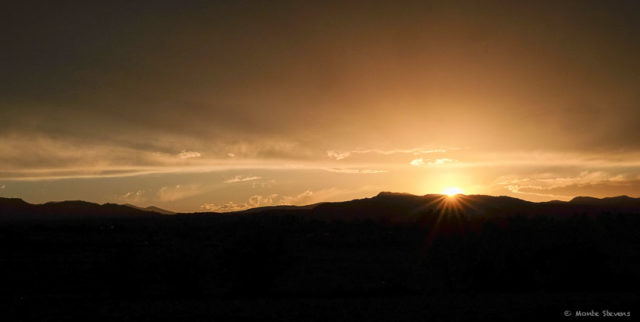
2 193 639 321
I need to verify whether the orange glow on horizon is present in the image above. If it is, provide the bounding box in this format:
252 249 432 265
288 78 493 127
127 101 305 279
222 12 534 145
442 187 463 197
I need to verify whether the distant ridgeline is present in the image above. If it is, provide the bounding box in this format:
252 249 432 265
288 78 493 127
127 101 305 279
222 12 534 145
3 192 640 221
1 193 640 304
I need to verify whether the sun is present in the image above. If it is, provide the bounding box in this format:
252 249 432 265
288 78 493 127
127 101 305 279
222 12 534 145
442 187 463 197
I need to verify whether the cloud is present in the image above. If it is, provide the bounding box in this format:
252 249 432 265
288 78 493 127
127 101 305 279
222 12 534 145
325 168 387 174
429 158 457 165
220 139 315 160
410 158 424 166
3 132 639 186
328 148 446 160
118 190 146 203
536 171 627 188
497 171 629 190
199 187 365 212
201 202 245 212
247 194 280 207
279 190 314 205
503 185 569 199
224 175 262 183
252 179 276 189
327 150 351 160
410 158 457 166
0 132 323 180
158 184 202 202
178 150 201 159
200 193 278 212
495 171 634 199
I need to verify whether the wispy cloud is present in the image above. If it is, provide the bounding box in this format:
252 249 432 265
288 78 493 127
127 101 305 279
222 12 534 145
430 158 457 165
327 148 446 160
201 193 280 212
503 185 570 199
325 168 387 174
0 133 319 180
536 171 628 188
410 158 424 166
327 151 351 160
201 202 245 212
410 158 457 166
353 148 447 155
496 171 634 199
118 190 146 203
199 187 373 212
177 150 201 159
224 175 261 183
497 171 630 189
158 184 202 202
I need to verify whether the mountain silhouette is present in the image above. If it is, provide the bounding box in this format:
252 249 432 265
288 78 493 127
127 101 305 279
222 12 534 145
0 198 161 221
569 195 640 206
124 203 176 215
2 192 639 320
3 192 640 221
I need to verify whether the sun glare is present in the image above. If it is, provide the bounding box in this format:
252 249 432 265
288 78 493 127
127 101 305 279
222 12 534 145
442 187 463 197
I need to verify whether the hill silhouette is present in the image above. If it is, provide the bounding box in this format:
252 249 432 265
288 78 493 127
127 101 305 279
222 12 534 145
2 193 639 320
123 203 176 215
0 198 160 221
4 193 640 221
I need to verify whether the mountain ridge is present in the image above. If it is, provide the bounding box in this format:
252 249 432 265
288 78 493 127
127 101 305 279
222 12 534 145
2 193 640 221
2 192 640 315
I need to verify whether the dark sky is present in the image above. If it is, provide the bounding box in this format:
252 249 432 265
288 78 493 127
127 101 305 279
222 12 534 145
2 1 640 211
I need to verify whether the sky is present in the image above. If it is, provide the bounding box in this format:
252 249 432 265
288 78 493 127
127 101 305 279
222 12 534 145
2 1 640 212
